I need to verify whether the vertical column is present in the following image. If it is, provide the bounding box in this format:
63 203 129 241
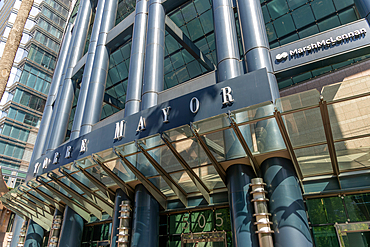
261 157 313 247
124 0 149 117
212 0 241 82
47 209 63 246
31 23 73 158
236 0 280 102
111 189 130 247
10 215 24 247
130 185 159 247
141 0 165 110
80 0 119 136
355 0 370 22
57 207 84 247
226 164 258 247
46 0 93 151
24 220 44 247
70 0 107 140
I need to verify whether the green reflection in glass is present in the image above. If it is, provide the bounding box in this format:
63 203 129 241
312 225 340 247
344 194 370 222
306 197 347 224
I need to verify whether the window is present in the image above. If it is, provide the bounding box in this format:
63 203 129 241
27 45 57 71
12 89 46 112
19 64 51 94
1 123 29 142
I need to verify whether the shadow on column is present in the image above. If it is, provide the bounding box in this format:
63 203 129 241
130 184 159 247
226 164 258 247
261 157 313 247
111 188 130 247
58 206 84 247
24 220 44 247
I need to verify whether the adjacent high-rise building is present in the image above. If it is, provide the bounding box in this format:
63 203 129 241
1 0 370 246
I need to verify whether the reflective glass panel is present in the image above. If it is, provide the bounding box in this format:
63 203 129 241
295 144 333 176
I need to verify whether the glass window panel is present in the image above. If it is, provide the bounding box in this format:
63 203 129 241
333 0 354 11
292 4 315 29
262 5 270 23
166 35 180 54
180 25 190 38
170 11 185 27
267 0 289 19
191 210 213 232
311 0 336 20
335 137 370 171
149 176 175 196
175 66 190 84
170 52 185 70
199 9 213 34
169 213 190 234
274 14 296 37
165 71 178 89
170 171 199 193
312 226 340 247
187 60 202 78
194 165 225 190
27 74 37 87
187 18 203 41
295 144 333 176
194 0 210 15
15 111 25 123
9 127 20 139
278 78 293 89
164 57 173 74
266 23 277 42
279 33 299 45
292 71 313 84
206 33 215 51
2 125 11 136
181 49 193 64
147 146 183 173
312 65 332 77
4 144 15 157
287 0 307 10
344 193 370 222
108 67 120 84
112 50 124 65
307 197 346 224
181 2 197 23
338 8 357 25
318 15 341 32
171 137 211 168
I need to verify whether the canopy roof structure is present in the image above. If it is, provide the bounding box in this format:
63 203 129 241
1 75 370 230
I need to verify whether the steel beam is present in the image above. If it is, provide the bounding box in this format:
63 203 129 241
19 194 54 215
114 148 167 209
190 123 227 184
319 99 341 189
274 110 305 192
25 187 65 212
59 168 114 216
136 141 188 207
227 112 260 176
161 133 211 204
74 161 116 200
91 155 135 199
165 16 214 72
47 173 104 220
12 196 54 220
35 178 92 221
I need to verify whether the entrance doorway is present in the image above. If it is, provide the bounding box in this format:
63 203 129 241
181 231 227 247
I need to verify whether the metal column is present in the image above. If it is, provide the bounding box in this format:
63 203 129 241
24 220 44 247
226 164 258 247
261 157 313 247
46 0 93 151
355 0 370 22
124 0 149 117
10 215 24 247
236 0 280 102
111 189 130 247
32 23 73 159
130 184 159 247
70 0 107 140
141 0 165 110
212 0 241 82
80 0 119 136
57 207 84 247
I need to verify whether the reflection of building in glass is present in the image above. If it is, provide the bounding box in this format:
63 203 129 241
1 0 370 247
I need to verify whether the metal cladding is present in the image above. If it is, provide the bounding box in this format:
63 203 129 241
80 0 119 136
24 220 44 246
70 0 107 140
32 23 73 159
111 189 130 247
10 215 25 247
226 164 258 247
46 0 93 151
261 157 313 247
212 0 242 82
57 207 84 247
236 0 280 102
124 0 149 117
130 184 159 247
141 0 166 110
355 0 370 21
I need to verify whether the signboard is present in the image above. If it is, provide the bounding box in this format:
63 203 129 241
270 19 370 76
27 68 273 181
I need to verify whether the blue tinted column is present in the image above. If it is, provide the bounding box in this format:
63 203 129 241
57 207 84 247
261 157 313 247
32 23 73 158
355 0 370 22
70 0 107 140
236 0 279 102
130 185 159 247
227 164 258 247
141 0 165 110
46 0 92 151
212 0 242 82
80 0 119 135
24 220 44 247
124 0 149 117
10 215 25 247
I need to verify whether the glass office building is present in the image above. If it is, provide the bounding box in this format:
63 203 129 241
1 0 370 246
0 0 72 189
